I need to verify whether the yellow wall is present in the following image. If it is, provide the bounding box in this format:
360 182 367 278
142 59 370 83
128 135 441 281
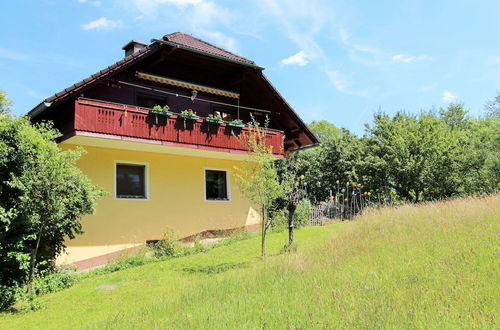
58 144 260 264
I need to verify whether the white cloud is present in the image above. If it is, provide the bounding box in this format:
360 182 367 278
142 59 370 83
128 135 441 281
326 70 348 93
392 54 432 63
82 17 123 30
442 91 457 102
126 0 238 52
201 31 238 54
281 51 310 66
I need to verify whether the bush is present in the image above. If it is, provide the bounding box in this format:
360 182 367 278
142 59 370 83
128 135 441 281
271 209 288 231
0 285 17 311
295 199 312 228
152 228 183 258
33 269 75 295
0 109 104 310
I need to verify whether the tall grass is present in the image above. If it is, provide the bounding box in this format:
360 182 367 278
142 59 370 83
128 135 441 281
0 195 498 329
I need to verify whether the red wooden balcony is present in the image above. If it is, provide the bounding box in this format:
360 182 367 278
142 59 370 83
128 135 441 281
73 98 284 155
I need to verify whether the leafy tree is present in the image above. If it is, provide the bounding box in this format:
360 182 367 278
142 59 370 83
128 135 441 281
0 90 12 114
0 97 104 309
234 119 287 257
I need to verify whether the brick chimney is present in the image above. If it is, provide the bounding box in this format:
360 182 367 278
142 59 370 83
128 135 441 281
122 40 148 57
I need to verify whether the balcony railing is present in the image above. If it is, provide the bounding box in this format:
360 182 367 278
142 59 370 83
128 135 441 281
74 98 284 155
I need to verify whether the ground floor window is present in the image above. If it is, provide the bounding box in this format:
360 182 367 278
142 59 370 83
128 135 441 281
205 170 229 201
116 163 147 199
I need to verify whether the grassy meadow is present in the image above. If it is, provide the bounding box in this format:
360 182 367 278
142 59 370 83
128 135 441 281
1 195 498 329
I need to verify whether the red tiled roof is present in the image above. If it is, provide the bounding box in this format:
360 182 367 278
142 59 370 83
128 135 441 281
30 32 256 113
164 32 255 65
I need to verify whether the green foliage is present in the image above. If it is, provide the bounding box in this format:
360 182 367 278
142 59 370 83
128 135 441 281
93 252 154 275
283 100 499 204
0 103 104 310
234 118 287 256
294 199 312 227
32 269 75 296
152 227 183 258
0 91 12 114
272 199 311 231
0 285 17 311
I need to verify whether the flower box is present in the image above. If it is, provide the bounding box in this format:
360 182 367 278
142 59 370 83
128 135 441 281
179 114 200 120
150 109 174 116
205 117 224 124
228 122 245 128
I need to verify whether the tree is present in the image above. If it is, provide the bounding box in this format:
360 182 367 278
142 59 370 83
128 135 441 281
0 97 104 309
0 91 12 114
234 119 286 257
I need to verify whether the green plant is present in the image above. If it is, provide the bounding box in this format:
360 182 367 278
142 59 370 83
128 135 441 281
33 269 76 296
152 228 183 258
152 105 171 113
0 285 17 311
180 109 198 118
231 119 243 124
294 199 312 228
0 96 105 310
207 113 223 121
234 117 287 256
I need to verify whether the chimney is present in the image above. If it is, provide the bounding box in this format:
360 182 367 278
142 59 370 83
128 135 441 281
122 40 148 57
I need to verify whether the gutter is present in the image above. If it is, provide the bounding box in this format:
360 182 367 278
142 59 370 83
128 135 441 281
27 101 52 119
288 142 322 152
152 39 265 71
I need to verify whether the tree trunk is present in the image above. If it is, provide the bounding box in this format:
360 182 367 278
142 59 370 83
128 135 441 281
261 208 266 257
287 204 296 248
28 223 44 294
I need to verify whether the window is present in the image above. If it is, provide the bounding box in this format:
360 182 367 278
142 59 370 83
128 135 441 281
205 170 229 201
116 164 147 199
136 93 167 109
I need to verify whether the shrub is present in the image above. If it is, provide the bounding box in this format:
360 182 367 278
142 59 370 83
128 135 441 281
0 285 17 311
152 228 183 258
295 199 312 228
33 269 76 295
270 209 288 231
0 106 104 310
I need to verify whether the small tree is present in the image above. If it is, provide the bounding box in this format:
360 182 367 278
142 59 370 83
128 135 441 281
0 100 104 309
234 118 286 257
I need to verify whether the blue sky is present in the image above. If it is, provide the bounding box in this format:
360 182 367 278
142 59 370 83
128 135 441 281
0 0 499 134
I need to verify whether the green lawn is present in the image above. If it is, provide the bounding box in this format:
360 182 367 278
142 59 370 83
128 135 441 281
1 195 498 329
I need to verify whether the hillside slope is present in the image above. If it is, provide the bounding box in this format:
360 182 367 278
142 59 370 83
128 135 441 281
1 195 498 329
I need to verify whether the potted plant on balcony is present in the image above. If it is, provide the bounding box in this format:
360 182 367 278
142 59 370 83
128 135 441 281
205 113 224 124
179 109 200 120
150 105 173 116
228 118 245 128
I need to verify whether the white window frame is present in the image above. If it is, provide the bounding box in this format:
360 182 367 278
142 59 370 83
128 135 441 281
204 168 231 202
114 161 149 201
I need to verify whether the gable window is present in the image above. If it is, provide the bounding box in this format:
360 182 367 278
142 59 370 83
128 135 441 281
116 163 147 199
205 170 229 201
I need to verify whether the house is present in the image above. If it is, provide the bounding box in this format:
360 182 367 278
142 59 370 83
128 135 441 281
28 32 318 266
